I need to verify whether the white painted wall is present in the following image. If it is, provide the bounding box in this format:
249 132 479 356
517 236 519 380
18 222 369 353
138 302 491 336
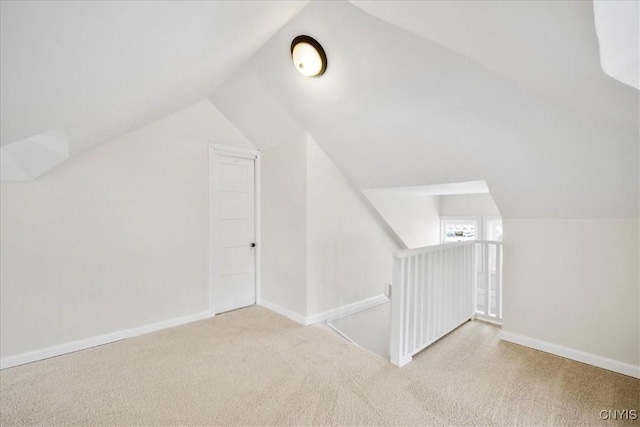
260 133 308 317
260 133 400 319
146 100 254 149
306 136 400 316
0 100 253 359
439 193 500 217
363 189 441 249
502 218 640 367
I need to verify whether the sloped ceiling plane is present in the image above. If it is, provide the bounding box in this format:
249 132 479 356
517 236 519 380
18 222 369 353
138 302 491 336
1 1 638 219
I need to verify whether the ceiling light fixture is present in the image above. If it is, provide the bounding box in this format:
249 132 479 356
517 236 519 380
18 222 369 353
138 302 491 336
291 35 327 77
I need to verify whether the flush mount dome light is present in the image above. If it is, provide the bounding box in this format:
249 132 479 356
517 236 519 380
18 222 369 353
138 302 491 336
291 35 327 77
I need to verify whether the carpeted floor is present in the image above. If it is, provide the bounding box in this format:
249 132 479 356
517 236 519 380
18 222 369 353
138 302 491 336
1 306 638 426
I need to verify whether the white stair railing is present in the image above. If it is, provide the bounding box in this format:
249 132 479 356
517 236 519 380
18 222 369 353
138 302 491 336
390 240 503 367
475 241 503 323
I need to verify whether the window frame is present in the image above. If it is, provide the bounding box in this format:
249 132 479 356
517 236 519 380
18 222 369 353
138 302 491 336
440 216 482 244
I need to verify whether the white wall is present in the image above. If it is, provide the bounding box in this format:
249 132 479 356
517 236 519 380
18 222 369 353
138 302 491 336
363 189 441 249
306 136 400 316
0 100 253 359
147 100 255 149
439 193 500 217
502 218 640 368
260 133 400 319
260 133 308 317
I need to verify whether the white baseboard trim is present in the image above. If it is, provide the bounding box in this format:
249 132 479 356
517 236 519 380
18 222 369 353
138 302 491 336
1 310 215 370
259 295 388 326
307 294 388 325
259 300 307 325
500 330 640 379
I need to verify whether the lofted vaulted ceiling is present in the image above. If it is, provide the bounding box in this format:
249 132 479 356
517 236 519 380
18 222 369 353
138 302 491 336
210 0 638 218
0 0 308 154
2 1 638 218
351 1 638 131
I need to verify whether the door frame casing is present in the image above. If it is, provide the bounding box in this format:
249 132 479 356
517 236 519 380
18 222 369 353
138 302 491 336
208 143 262 315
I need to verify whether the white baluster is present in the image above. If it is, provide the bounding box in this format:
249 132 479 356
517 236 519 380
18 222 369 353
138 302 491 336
495 244 502 321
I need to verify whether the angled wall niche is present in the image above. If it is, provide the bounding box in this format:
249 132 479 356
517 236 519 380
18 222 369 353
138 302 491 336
1 128 69 181
593 1 639 90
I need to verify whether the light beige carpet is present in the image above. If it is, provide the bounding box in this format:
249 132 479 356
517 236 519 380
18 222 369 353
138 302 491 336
1 306 638 426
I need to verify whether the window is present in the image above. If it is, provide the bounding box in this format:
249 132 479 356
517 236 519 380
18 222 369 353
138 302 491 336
441 218 480 243
484 218 503 241
441 216 503 244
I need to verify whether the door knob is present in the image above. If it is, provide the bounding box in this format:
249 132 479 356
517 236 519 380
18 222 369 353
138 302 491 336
250 243 256 248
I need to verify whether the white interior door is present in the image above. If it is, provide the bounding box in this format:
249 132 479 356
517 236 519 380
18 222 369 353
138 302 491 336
211 152 256 314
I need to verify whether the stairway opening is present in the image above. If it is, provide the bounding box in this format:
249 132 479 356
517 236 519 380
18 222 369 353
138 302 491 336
328 181 503 365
